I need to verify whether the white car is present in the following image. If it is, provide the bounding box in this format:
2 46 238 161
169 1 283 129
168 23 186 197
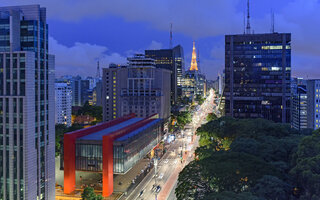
158 173 164 179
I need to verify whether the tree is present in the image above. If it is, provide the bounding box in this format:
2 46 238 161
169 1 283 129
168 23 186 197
175 161 210 200
206 113 217 122
55 124 68 157
252 175 291 200
207 191 260 200
81 187 102 200
55 123 83 157
290 131 320 199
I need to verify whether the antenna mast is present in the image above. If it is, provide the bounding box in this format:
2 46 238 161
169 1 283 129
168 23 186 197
246 0 251 34
271 10 275 33
169 23 173 48
243 11 246 34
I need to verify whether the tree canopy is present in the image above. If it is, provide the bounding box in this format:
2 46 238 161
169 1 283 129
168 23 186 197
81 187 103 200
175 117 319 200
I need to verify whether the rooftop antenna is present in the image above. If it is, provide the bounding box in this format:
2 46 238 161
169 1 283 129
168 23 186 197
96 60 100 78
169 22 173 49
271 9 275 33
243 11 246 34
246 0 251 34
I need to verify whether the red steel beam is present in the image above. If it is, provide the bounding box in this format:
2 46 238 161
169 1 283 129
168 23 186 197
63 114 135 194
102 115 158 197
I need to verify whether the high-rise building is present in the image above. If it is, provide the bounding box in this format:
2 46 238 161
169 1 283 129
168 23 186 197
182 42 206 99
224 33 291 123
93 80 102 106
291 78 307 130
0 5 55 199
102 55 171 122
307 79 320 130
69 76 82 106
145 45 185 105
55 82 72 127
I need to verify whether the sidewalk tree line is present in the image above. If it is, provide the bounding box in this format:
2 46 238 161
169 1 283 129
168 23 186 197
175 116 319 200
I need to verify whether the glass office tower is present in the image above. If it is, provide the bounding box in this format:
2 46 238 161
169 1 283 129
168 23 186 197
145 45 185 105
0 5 55 200
224 33 291 123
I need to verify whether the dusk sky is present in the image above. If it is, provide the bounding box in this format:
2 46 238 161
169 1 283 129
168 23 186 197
4 0 320 80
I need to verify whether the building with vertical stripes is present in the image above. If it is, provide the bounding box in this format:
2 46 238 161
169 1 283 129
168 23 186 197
0 5 55 200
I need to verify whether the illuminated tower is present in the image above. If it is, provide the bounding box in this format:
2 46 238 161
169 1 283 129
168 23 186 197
189 41 198 71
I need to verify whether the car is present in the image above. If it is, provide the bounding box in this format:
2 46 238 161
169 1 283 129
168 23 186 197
158 173 164 179
151 184 156 191
156 185 161 193
138 190 144 197
152 185 158 192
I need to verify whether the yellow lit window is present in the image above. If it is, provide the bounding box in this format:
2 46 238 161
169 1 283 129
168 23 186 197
113 116 116 119
113 112 116 115
113 104 116 107
113 96 116 99
113 92 116 95
113 81 116 83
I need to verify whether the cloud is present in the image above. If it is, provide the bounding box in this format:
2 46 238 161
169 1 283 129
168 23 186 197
4 0 243 39
147 40 163 50
5 0 320 79
49 37 127 77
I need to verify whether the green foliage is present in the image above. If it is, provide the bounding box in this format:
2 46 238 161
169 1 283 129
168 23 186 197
196 94 205 105
176 117 313 200
207 191 260 200
290 130 320 199
174 111 192 129
75 101 103 122
81 187 102 200
55 123 83 157
206 113 217 122
175 161 210 200
253 175 291 200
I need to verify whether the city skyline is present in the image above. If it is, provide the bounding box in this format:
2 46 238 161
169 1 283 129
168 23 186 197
3 0 320 80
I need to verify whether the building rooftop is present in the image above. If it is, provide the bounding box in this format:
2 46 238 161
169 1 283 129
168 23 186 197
116 119 161 141
79 118 143 141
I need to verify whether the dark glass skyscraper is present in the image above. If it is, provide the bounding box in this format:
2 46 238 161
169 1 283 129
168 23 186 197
0 5 55 199
145 45 185 105
224 33 291 123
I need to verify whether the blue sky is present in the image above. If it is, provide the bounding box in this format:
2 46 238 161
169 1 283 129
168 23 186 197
4 0 320 80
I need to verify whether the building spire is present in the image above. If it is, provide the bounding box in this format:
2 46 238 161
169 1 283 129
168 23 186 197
189 41 198 71
246 0 251 34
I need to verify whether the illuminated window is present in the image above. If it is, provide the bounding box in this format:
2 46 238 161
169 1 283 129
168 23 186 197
113 81 116 83
261 67 268 71
271 67 280 71
113 104 116 107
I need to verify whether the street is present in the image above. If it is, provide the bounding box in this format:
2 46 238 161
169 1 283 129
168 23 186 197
126 89 217 200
